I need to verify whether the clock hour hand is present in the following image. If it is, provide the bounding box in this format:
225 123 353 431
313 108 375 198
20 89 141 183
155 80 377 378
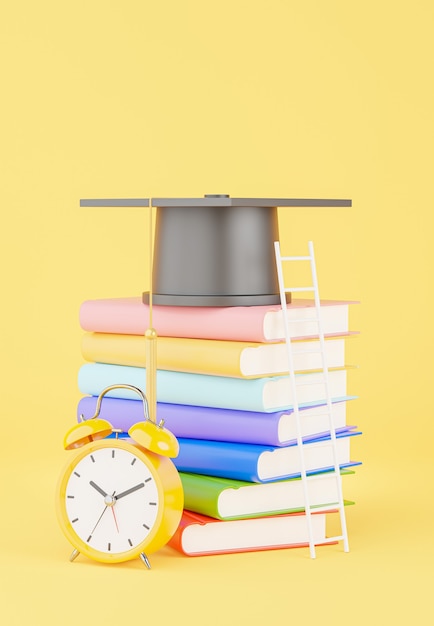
89 481 108 498
115 483 145 500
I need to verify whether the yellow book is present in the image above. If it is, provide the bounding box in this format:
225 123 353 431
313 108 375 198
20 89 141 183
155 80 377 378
81 333 350 379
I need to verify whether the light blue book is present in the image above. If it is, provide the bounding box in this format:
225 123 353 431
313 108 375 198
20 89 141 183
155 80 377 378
78 362 349 413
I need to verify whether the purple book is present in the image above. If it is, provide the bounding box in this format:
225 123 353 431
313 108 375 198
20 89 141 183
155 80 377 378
77 396 356 447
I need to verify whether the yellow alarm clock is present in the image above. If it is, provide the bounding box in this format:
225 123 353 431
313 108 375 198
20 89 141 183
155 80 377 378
56 384 184 568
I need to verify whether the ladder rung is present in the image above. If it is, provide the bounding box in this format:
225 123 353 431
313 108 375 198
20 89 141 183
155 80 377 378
280 255 312 261
324 535 345 542
287 317 320 323
286 286 315 292
302 410 333 418
293 348 323 355
303 438 334 448
306 471 340 481
294 378 326 386
308 504 340 514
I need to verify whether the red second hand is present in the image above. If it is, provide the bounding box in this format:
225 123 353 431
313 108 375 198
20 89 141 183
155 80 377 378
111 506 120 533
111 491 119 533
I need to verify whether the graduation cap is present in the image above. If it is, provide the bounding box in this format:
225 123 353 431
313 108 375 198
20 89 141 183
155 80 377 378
80 194 351 307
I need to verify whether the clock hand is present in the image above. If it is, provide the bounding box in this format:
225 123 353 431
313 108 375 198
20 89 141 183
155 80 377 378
115 483 145 500
89 481 108 498
111 505 120 533
90 503 109 536
89 491 117 536
88 483 144 538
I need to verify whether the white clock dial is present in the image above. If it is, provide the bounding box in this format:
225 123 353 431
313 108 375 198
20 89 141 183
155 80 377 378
65 446 160 554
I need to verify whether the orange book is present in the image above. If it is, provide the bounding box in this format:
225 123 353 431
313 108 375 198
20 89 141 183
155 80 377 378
168 510 338 556
81 332 351 378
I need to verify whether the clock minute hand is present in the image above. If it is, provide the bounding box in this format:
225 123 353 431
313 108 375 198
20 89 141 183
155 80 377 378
115 483 145 500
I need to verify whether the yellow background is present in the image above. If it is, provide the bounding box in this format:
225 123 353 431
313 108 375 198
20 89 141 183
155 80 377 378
1 1 433 624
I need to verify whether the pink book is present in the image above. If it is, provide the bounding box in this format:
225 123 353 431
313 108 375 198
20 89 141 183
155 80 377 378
79 297 357 342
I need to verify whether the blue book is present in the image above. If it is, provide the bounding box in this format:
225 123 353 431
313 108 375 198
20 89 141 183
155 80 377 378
173 430 362 483
78 363 350 413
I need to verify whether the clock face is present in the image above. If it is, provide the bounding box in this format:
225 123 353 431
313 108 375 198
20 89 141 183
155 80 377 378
64 446 161 555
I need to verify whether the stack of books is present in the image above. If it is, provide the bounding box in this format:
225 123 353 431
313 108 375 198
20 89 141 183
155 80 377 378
77 296 361 556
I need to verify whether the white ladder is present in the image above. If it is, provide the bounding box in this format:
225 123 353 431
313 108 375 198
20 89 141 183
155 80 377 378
274 240 349 558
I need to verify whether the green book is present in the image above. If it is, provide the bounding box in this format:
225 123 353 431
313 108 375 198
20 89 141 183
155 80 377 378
180 469 355 520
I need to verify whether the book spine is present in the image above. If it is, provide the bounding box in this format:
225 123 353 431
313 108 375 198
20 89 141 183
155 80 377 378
80 298 269 341
174 439 265 482
81 333 249 377
179 474 222 519
78 396 282 442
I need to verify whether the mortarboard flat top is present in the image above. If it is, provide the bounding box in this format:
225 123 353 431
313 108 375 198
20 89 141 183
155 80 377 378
80 196 351 208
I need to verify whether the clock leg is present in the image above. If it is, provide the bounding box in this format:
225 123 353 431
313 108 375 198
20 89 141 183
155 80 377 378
69 548 80 562
139 552 151 569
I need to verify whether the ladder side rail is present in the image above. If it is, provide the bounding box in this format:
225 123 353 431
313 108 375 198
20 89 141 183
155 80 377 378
274 241 317 559
308 241 349 552
308 241 339 451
